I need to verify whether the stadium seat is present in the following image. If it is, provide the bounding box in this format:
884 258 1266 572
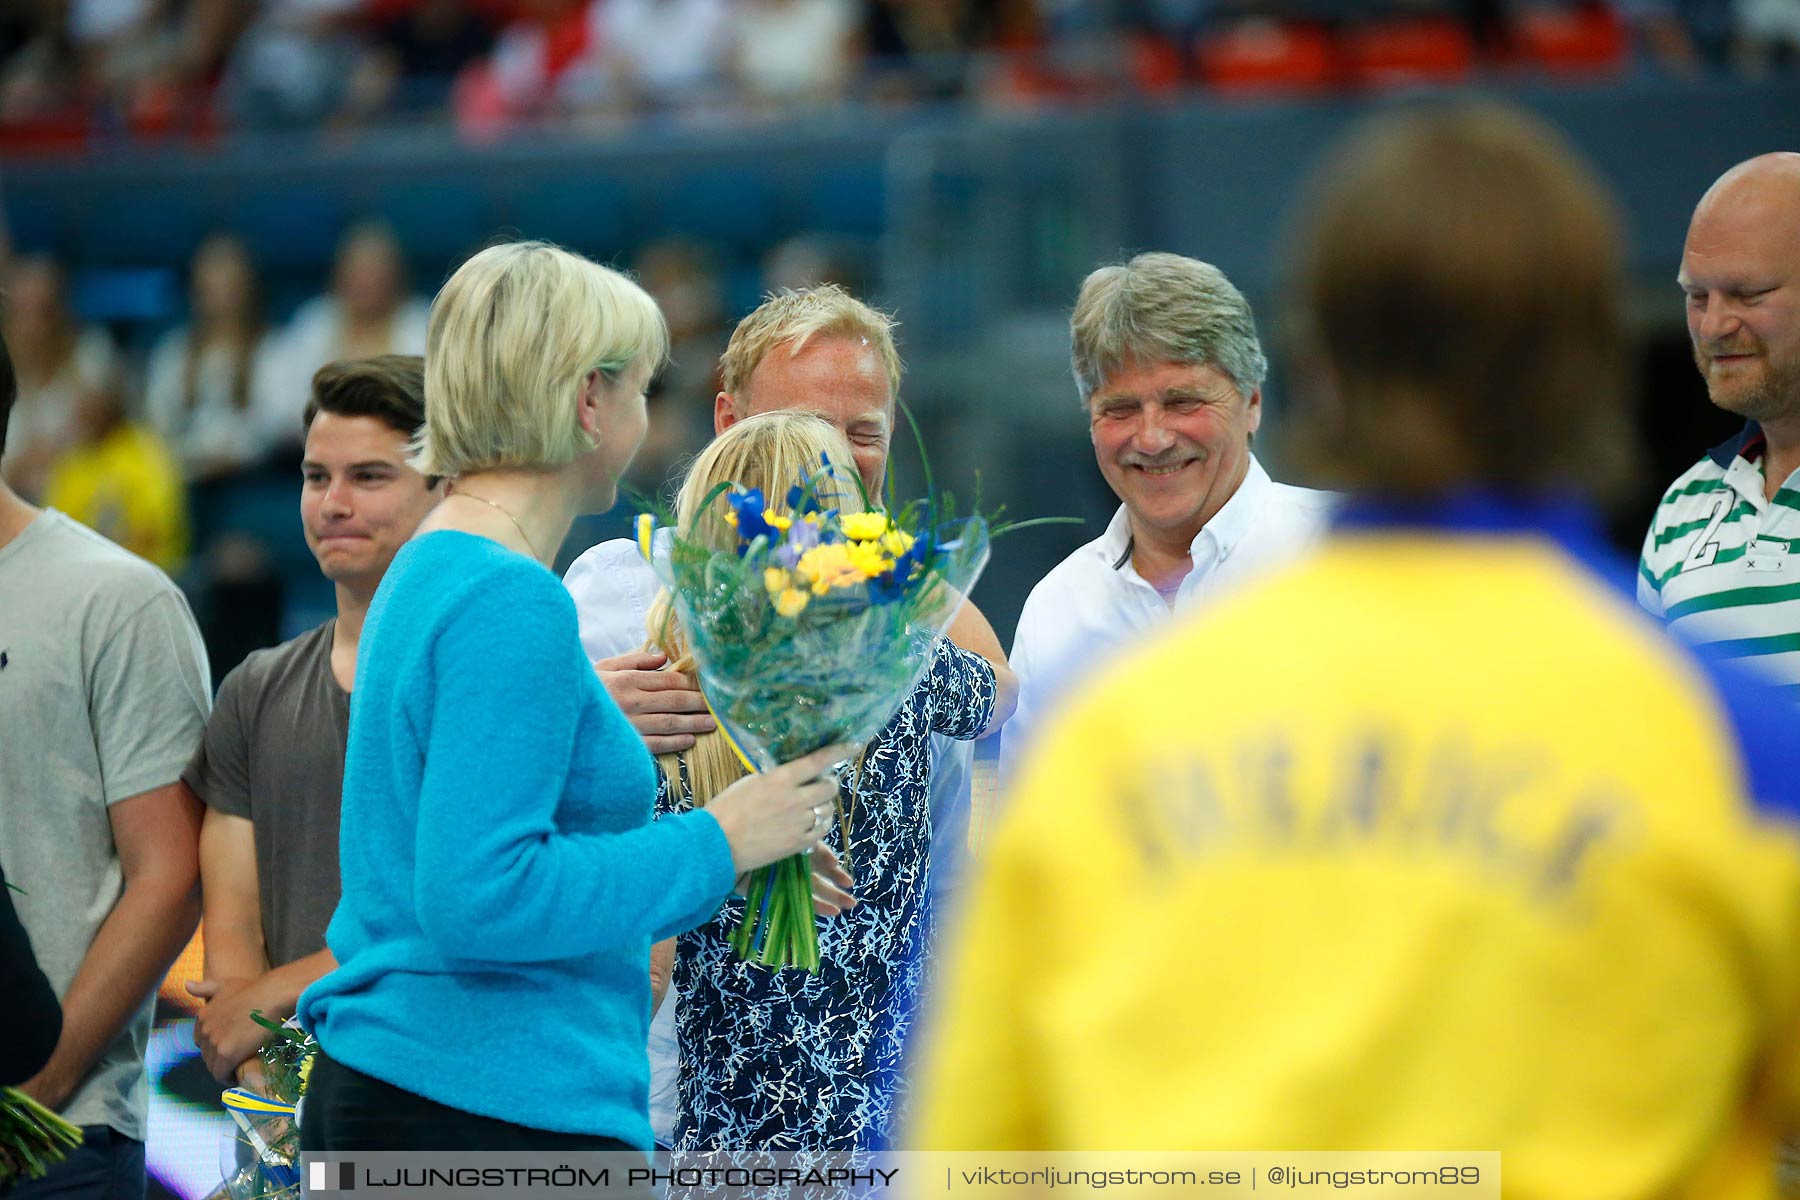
1515 4 1628 76
1130 34 1187 96
0 108 91 158
70 268 180 324
1342 17 1476 88
1195 20 1338 96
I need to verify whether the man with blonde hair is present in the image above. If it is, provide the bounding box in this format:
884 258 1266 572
563 283 1006 1147
1001 252 1335 779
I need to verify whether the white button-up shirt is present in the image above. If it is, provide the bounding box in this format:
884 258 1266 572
1001 456 1336 780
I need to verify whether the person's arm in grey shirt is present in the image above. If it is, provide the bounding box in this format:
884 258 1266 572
17 589 208 1111
19 782 202 1110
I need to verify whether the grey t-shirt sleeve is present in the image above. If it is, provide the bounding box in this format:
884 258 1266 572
91 587 211 806
184 661 254 818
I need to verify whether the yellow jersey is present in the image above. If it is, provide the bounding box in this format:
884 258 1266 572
913 499 1800 1199
43 422 189 572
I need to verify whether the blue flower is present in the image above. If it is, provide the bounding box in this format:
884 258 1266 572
726 488 778 554
786 454 849 518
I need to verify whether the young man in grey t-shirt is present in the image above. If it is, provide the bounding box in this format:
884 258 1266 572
0 330 211 1200
183 356 442 1088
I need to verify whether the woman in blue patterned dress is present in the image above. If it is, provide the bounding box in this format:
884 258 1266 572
644 411 1016 1150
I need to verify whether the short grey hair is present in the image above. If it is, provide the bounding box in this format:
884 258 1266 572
1070 252 1269 403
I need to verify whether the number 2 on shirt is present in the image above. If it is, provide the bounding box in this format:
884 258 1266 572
1683 497 1730 570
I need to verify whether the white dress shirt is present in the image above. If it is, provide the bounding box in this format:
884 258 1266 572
562 535 976 1145
1001 456 1336 781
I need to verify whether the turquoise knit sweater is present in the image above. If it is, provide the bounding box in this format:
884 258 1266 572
298 532 735 1148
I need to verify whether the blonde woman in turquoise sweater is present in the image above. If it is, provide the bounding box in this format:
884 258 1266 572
298 241 853 1154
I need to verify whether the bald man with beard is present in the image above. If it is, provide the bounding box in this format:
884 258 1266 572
1639 153 1800 700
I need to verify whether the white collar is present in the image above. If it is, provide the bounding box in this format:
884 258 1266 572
1094 455 1273 572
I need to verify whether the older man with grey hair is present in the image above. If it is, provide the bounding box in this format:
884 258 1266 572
1001 252 1336 778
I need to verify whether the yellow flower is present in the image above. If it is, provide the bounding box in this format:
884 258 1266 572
766 513 793 532
846 540 891 579
795 543 866 594
774 588 810 617
764 567 792 596
880 529 915 557
841 511 891 541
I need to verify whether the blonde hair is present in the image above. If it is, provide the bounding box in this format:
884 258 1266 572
412 241 668 477
647 411 864 809
718 284 901 406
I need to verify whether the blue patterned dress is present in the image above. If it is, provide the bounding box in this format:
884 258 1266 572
656 639 996 1151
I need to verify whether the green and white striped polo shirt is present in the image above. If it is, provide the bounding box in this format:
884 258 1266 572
1639 421 1800 700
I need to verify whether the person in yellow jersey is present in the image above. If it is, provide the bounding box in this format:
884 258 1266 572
42 369 188 572
911 103 1800 1199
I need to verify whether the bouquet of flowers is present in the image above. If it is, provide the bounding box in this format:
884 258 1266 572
214 1014 316 1200
0 1089 81 1187
638 460 990 972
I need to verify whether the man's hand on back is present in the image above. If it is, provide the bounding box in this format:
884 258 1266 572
595 651 717 755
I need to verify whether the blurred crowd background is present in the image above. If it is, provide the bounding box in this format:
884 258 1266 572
2 18 1800 787
2 0 1800 138
1 0 1798 692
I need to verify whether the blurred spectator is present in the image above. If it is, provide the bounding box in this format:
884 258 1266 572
67 0 189 110
266 221 429 438
762 232 869 295
42 367 189 571
355 0 498 116
594 0 732 114
1618 0 1736 69
0 5 36 65
218 0 370 129
731 0 857 110
145 233 286 482
0 0 79 119
863 0 1002 102
1124 0 1208 43
0 255 117 500
1738 0 1800 64
626 238 726 496
453 0 601 135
